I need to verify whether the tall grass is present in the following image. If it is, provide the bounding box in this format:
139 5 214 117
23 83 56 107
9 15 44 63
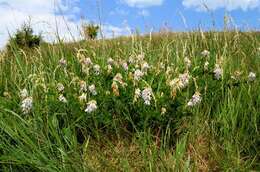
0 31 259 171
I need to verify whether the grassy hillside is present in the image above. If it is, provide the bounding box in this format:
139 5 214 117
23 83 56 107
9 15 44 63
0 31 260 171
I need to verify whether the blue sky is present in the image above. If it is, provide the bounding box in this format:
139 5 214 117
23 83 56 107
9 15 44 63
0 0 260 48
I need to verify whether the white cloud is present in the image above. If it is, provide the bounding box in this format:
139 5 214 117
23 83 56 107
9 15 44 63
109 8 129 16
138 9 150 17
0 0 83 48
0 0 129 49
122 0 164 8
182 0 260 11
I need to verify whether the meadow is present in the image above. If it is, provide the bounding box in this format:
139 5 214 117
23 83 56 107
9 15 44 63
0 31 260 171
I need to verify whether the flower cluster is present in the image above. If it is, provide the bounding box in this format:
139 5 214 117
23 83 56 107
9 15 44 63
169 72 190 90
85 100 98 113
141 87 153 105
134 69 144 81
201 50 210 57
248 72 256 82
20 89 33 114
187 92 202 107
213 64 223 80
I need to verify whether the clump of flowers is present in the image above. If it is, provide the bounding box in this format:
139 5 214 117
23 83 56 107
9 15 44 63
59 58 67 67
201 50 210 57
20 88 29 99
141 61 150 73
179 73 190 88
168 72 190 98
231 70 242 81
79 93 87 102
58 94 67 103
161 107 167 115
93 64 101 75
248 72 256 82
113 73 127 87
141 87 153 105
213 64 223 80
107 64 113 74
107 57 114 65
20 88 33 114
134 69 144 81
82 57 93 66
88 84 97 96
3 91 11 98
79 80 87 92
121 61 129 71
169 72 190 89
204 61 209 71
128 55 135 64
187 92 202 107
133 88 141 102
111 82 120 96
85 100 97 113
21 96 33 114
184 57 191 69
57 83 65 93
137 54 145 62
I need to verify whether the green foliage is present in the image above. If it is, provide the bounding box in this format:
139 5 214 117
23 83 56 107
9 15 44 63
8 22 42 49
82 23 99 40
0 31 259 171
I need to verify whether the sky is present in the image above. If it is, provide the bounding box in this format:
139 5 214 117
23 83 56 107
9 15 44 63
0 0 260 48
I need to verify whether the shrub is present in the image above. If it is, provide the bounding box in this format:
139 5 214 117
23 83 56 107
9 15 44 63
82 23 99 40
8 22 42 49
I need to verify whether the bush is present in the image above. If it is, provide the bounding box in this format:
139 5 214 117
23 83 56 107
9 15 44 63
82 23 99 40
8 22 42 49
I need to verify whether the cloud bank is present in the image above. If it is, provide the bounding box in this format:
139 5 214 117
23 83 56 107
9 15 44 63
182 0 260 11
122 0 164 8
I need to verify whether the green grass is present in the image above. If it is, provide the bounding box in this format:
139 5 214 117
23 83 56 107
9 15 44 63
0 31 260 171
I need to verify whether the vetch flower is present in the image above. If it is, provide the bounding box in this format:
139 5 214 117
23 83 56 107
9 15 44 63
128 56 135 64
21 96 33 114
107 58 114 65
187 92 202 107
204 61 209 71
59 58 67 67
111 82 120 96
82 57 92 66
93 64 101 75
122 62 129 71
178 73 190 89
201 50 210 57
213 64 222 80
79 80 87 92
79 93 87 102
248 72 256 82
113 73 127 87
133 88 141 102
231 70 242 81
3 91 11 98
134 69 144 81
58 94 67 103
184 57 191 69
141 87 153 105
20 89 29 99
137 54 144 61
161 107 167 115
88 84 97 96
57 83 65 92
105 91 111 95
107 64 113 74
141 61 150 73
85 100 97 113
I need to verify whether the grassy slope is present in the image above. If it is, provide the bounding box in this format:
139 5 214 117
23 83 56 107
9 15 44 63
0 31 260 171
